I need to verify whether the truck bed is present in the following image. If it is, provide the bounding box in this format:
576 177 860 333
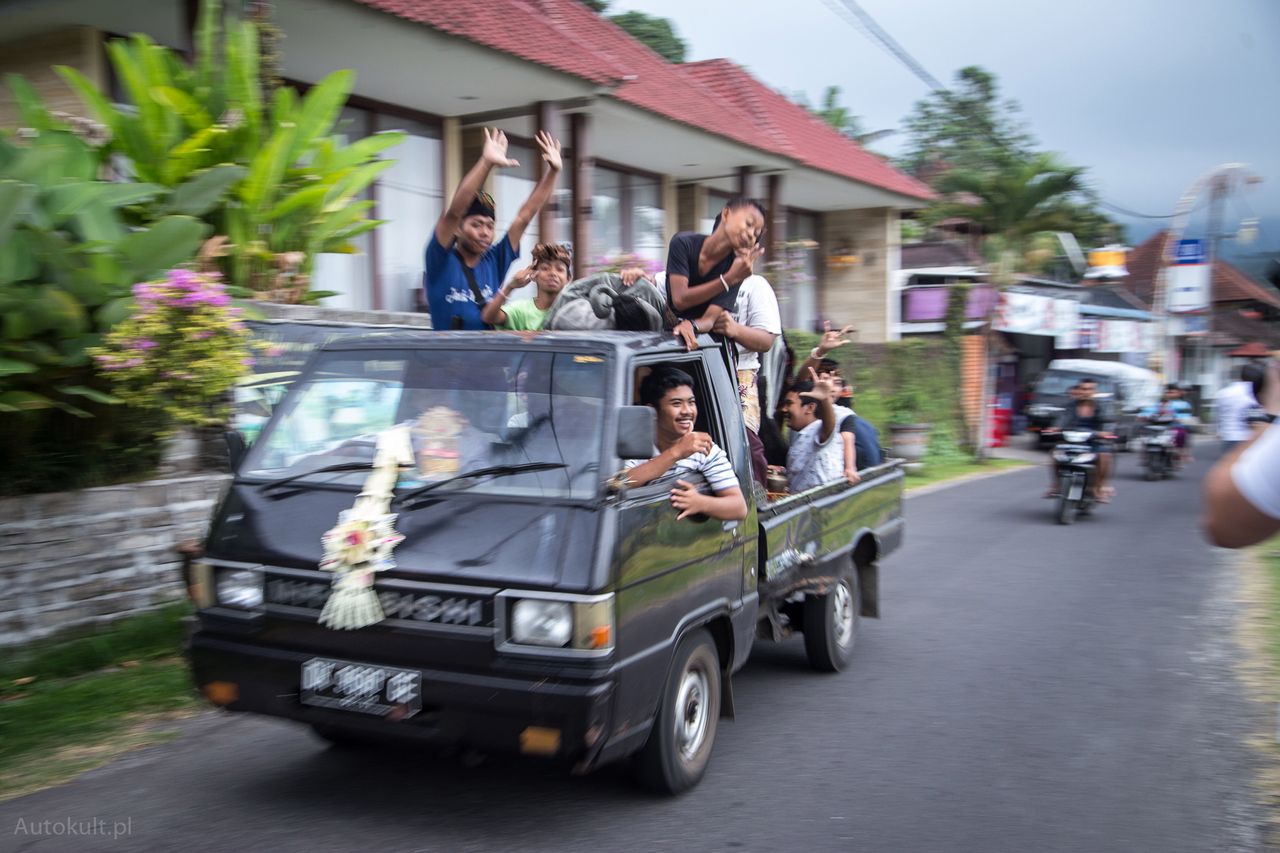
756 459 905 606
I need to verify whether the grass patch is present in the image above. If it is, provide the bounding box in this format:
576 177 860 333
0 602 192 683
904 456 1029 490
0 605 200 800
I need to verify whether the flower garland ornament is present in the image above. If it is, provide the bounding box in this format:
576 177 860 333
318 426 414 630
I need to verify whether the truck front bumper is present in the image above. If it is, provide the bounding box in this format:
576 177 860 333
188 631 616 769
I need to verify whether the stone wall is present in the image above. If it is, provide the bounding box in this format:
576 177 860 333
0 473 230 647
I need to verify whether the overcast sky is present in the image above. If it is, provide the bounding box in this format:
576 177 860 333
621 0 1280 253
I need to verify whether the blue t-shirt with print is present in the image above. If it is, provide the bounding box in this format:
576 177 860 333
424 233 519 330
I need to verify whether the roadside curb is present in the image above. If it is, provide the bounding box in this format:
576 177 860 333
904 461 1032 499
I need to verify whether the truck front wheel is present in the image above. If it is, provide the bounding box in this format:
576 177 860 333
803 572 859 672
634 628 721 794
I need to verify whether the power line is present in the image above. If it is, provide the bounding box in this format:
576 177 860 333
820 0 945 92
1095 198 1188 221
816 0 1193 228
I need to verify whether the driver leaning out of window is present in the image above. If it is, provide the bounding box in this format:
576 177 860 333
624 367 747 521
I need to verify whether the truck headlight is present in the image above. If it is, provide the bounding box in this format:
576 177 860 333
512 600 573 647
502 593 614 652
215 569 263 609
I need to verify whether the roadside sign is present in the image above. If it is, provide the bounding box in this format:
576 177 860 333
1168 239 1210 313
1175 239 1205 265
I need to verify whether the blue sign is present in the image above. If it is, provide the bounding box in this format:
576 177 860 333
1175 238 1205 265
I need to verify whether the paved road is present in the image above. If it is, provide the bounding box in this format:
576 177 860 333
2 444 1269 852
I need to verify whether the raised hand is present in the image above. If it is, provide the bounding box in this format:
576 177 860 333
815 320 855 357
671 430 713 460
503 265 536 295
807 366 837 401
727 245 762 285
481 128 519 168
535 130 563 172
670 479 708 520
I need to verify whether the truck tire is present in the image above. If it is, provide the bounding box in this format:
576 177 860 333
634 628 721 794
803 571 859 672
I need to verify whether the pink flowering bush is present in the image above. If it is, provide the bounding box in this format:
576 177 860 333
90 269 253 428
588 252 665 279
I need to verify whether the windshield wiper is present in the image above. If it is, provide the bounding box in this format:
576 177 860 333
254 461 382 496
393 462 567 509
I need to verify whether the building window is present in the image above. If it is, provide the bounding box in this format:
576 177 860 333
373 114 442 313
783 209 821 332
311 105 374 311
700 190 735 233
591 165 665 269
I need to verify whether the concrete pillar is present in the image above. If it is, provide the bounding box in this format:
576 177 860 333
442 116 463 202
766 173 784 263
570 112 592 266
662 174 678 247
819 207 896 343
536 101 556 243
677 184 708 233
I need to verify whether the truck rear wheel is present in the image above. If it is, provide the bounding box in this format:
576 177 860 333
803 571 859 672
634 628 720 795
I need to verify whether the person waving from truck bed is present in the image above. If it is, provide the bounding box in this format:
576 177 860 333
623 366 748 521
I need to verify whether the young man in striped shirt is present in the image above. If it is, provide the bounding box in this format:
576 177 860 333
624 367 748 521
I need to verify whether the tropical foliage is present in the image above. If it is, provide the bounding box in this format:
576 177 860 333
930 152 1085 281
0 116 211 417
54 0 405 301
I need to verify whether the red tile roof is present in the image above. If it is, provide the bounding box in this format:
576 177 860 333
1116 230 1280 309
347 0 932 200
680 59 934 200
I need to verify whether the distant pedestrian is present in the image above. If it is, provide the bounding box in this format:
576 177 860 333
1215 363 1263 454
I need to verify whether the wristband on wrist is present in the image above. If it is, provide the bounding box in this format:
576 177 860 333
720 274 729 293
810 346 822 359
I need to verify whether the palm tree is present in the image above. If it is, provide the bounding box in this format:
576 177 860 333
930 153 1085 283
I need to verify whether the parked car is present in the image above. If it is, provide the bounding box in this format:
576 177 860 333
183 330 904 794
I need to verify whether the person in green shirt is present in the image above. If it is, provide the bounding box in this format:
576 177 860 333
481 242 571 330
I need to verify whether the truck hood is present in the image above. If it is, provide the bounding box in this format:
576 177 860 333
206 483 600 590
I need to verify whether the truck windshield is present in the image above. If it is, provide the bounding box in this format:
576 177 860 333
241 348 609 500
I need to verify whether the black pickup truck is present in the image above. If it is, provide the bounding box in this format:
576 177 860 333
184 330 904 793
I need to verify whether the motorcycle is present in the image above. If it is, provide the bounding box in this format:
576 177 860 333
1048 429 1099 525
1140 420 1177 481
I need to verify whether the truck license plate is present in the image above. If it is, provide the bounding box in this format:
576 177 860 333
300 657 421 717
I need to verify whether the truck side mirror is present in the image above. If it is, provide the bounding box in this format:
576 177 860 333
616 406 655 460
